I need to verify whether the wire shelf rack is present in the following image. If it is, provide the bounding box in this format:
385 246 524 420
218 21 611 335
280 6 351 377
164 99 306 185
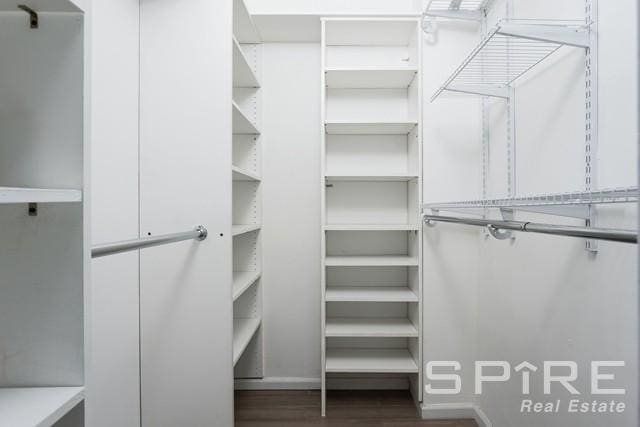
423 187 639 219
424 0 495 20
431 20 591 102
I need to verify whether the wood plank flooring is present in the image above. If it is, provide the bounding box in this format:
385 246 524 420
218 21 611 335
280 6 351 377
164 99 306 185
235 390 479 427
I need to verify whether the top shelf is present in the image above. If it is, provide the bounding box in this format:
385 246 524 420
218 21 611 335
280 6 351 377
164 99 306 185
0 186 82 204
233 0 260 43
431 20 591 102
0 0 83 12
423 0 496 20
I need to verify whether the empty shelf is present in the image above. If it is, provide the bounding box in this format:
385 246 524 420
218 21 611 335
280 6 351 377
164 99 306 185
0 387 84 427
233 37 260 88
232 224 261 236
233 0 261 43
432 20 590 101
233 317 261 366
325 121 417 135
325 68 417 89
232 166 261 182
233 271 261 301
233 102 260 135
326 286 418 302
326 318 418 337
324 224 420 231
325 256 419 267
326 174 419 182
326 348 419 373
0 187 82 204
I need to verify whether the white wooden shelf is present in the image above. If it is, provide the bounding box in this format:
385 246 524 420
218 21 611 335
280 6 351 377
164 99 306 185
233 0 261 43
325 121 417 135
233 271 261 301
0 187 82 204
326 286 418 302
325 256 419 267
232 224 261 236
326 317 418 337
233 317 261 366
232 166 261 182
326 349 419 374
325 174 419 182
233 37 260 88
233 102 260 135
325 67 417 89
324 224 420 231
0 0 82 12
0 387 84 427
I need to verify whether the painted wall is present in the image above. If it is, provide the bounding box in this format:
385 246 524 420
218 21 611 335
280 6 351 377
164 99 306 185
246 0 421 16
422 1 639 426
88 0 140 425
258 43 323 385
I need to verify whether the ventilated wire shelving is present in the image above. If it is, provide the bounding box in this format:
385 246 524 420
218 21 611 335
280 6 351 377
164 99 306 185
431 20 591 101
424 0 495 20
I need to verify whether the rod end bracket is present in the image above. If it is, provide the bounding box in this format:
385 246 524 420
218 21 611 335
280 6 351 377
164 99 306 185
195 225 208 241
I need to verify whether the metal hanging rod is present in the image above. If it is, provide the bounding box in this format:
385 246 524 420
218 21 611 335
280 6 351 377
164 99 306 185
92 226 208 258
423 215 637 244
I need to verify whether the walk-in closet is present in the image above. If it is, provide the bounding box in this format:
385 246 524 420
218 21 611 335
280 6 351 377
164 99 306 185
0 0 638 426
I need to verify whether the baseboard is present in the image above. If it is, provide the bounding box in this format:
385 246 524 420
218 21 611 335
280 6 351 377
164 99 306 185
422 403 491 427
234 376 410 391
235 377 320 390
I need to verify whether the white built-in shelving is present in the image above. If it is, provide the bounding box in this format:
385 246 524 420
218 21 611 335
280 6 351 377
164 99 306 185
326 286 419 303
325 121 417 135
233 101 260 135
233 317 262 366
325 255 420 267
232 0 263 380
321 17 423 416
0 187 82 204
233 271 261 301
0 2 88 425
325 67 418 89
326 349 419 374
233 37 260 88
325 318 419 338
0 387 85 427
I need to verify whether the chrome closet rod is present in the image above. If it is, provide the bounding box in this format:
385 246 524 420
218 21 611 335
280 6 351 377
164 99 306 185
92 226 208 258
423 215 637 244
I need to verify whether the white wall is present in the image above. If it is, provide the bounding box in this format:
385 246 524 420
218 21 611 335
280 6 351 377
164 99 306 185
422 1 639 426
89 0 140 425
246 0 421 16
260 43 322 384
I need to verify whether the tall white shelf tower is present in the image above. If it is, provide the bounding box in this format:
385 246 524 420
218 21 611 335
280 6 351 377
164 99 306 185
320 17 424 416
232 0 264 380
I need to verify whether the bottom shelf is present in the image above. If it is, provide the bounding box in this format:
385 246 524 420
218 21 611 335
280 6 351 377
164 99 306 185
325 349 418 374
233 317 261 366
0 387 84 427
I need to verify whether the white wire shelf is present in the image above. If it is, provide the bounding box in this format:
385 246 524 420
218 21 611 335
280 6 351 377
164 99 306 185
423 187 639 219
424 0 495 20
431 20 591 102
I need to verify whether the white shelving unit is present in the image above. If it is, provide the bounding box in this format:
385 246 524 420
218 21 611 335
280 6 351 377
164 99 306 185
0 187 82 204
232 0 263 380
321 17 423 416
0 387 85 427
0 1 88 425
423 0 496 20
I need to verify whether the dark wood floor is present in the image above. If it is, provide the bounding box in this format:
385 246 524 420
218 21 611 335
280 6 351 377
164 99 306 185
235 390 478 427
